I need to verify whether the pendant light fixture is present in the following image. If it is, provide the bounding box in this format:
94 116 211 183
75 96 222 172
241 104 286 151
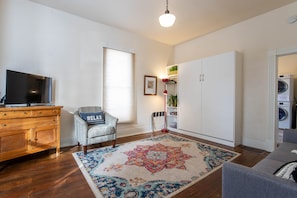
159 0 176 27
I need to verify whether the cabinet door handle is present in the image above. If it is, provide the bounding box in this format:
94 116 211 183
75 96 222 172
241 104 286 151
199 74 205 82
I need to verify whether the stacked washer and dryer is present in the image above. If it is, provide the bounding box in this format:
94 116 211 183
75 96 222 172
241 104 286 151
278 74 295 129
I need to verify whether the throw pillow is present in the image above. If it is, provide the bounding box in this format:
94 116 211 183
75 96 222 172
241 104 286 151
292 167 297 181
273 160 297 182
79 111 105 125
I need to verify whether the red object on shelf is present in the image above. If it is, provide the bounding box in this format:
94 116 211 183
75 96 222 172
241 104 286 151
162 78 169 83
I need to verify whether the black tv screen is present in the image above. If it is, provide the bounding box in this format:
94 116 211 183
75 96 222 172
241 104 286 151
5 70 52 106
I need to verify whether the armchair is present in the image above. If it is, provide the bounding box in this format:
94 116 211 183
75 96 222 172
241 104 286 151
74 106 118 154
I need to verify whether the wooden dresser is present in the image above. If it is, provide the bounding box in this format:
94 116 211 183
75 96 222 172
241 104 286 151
0 106 63 162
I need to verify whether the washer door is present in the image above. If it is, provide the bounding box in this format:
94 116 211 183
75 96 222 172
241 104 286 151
278 80 288 94
279 107 288 121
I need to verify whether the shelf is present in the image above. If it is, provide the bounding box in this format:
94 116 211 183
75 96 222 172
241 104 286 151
165 79 177 84
166 64 178 130
168 111 177 115
167 106 177 108
168 75 178 79
167 115 178 119
169 123 177 129
167 106 177 118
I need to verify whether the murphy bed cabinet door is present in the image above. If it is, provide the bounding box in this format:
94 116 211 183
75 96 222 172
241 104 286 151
202 51 236 141
178 59 203 133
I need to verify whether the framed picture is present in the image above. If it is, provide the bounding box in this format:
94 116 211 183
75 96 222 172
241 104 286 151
144 75 157 95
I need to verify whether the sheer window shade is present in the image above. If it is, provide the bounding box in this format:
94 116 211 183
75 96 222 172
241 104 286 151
103 48 135 123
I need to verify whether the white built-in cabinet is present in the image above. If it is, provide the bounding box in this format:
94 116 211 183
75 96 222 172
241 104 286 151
178 51 242 147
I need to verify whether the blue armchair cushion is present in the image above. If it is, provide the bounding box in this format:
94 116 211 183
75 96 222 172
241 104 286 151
79 111 105 125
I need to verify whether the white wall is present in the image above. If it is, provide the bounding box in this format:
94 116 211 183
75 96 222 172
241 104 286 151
0 0 174 146
174 2 297 151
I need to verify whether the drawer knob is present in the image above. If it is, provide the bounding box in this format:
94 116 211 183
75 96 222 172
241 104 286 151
3 113 6 116
2 124 6 127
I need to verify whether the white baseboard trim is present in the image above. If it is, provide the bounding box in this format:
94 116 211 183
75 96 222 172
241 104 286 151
242 136 272 152
172 129 236 147
60 137 77 148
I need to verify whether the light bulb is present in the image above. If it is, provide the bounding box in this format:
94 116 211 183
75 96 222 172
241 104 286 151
159 13 176 27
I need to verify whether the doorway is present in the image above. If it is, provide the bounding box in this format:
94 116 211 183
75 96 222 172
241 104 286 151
277 54 297 143
268 45 297 152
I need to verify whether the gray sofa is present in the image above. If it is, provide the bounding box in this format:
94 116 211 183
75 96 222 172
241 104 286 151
222 129 297 198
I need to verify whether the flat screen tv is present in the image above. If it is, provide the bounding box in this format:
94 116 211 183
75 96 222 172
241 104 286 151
5 70 52 106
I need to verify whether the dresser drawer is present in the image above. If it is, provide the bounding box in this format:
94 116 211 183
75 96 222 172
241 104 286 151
0 111 32 119
0 117 57 130
31 109 59 117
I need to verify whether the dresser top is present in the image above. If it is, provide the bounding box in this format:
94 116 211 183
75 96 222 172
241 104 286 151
0 105 63 112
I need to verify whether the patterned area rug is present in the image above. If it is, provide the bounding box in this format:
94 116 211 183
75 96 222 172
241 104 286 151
72 134 240 198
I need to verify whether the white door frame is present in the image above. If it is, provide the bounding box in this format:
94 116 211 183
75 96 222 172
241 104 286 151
268 45 297 151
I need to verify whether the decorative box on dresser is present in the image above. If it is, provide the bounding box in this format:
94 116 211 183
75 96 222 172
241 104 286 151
0 106 63 162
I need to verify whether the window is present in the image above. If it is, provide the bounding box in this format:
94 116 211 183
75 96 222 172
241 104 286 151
103 48 135 123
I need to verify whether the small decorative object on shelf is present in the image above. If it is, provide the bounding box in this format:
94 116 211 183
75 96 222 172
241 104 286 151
168 94 177 107
167 65 178 76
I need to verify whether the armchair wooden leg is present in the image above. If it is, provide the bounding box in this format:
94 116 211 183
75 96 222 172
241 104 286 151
112 140 116 148
83 146 87 155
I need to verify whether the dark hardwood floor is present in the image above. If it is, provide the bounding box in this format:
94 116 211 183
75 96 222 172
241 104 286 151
0 131 269 198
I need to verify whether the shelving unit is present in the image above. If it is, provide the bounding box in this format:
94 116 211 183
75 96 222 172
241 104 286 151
166 65 178 130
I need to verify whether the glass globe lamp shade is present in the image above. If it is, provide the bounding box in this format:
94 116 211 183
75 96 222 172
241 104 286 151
159 13 176 27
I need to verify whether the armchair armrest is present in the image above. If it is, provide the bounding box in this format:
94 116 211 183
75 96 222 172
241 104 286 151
74 112 88 145
74 113 87 127
283 129 297 144
105 112 119 129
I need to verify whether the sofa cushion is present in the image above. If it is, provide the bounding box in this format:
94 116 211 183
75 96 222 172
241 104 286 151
79 111 105 125
253 158 285 174
266 150 297 163
274 161 297 182
277 142 297 153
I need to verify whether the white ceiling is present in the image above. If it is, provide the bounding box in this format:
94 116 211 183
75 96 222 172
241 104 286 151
30 0 297 46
